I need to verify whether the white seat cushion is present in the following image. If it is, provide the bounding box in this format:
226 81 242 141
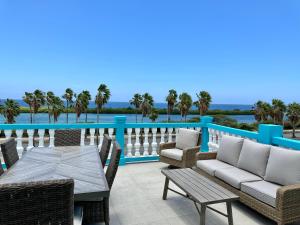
241 181 281 207
215 167 262 189
175 128 200 150
160 148 183 161
216 135 244 166
265 146 300 186
196 159 234 176
237 139 271 177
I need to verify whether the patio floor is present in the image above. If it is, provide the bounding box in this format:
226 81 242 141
101 162 300 225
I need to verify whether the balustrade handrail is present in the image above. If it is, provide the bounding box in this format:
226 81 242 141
125 122 204 129
272 137 300 150
0 123 116 130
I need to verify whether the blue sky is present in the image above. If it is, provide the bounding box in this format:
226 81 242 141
0 0 299 104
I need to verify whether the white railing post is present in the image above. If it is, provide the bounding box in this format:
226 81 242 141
98 128 104 149
49 129 55 147
108 128 114 158
27 129 34 150
38 129 45 147
80 129 86 146
168 128 173 143
160 128 166 144
4 130 12 139
90 128 95 146
134 128 141 157
126 128 133 157
143 128 149 156
16 129 24 157
151 128 157 156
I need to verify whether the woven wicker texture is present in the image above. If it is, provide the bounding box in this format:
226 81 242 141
54 129 81 146
99 134 112 168
78 142 121 225
195 152 300 225
0 179 74 225
1 138 19 169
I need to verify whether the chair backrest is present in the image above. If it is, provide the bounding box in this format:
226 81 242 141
99 134 112 168
54 129 81 146
1 138 19 169
105 142 121 189
0 179 74 225
175 128 201 150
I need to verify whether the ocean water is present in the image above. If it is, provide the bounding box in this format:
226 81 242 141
0 113 255 124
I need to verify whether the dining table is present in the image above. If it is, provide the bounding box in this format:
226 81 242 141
0 145 110 201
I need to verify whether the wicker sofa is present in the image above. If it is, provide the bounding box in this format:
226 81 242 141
194 135 300 225
158 128 201 168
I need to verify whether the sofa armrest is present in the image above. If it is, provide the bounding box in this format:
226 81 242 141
182 146 200 167
276 184 300 215
196 152 217 160
158 142 176 155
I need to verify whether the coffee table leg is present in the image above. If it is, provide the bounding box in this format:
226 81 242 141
200 204 206 225
226 202 233 225
163 177 169 200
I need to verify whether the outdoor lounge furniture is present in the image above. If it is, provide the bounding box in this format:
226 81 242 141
0 179 80 225
1 138 19 169
195 135 300 225
54 129 81 146
162 168 239 225
99 134 112 168
158 128 200 168
77 142 121 225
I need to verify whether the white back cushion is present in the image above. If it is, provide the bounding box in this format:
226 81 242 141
175 128 200 150
264 146 300 186
237 139 271 177
216 135 244 166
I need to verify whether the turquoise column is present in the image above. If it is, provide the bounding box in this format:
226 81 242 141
258 124 283 145
115 116 126 166
200 116 214 152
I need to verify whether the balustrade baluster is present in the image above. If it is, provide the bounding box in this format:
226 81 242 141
16 130 23 157
160 128 166 144
134 128 141 157
108 128 114 158
143 128 149 156
98 128 104 148
168 128 173 142
89 128 95 146
4 130 12 139
38 129 45 147
151 128 157 156
27 129 34 150
80 129 86 146
126 128 133 157
49 129 55 147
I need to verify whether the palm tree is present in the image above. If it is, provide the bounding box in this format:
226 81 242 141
287 102 300 138
74 93 84 123
46 91 55 123
130 93 143 123
140 93 154 122
81 90 91 123
194 91 212 116
23 92 34 123
149 108 159 122
253 101 271 123
51 96 65 123
62 88 74 123
176 92 192 122
271 99 286 124
166 89 177 122
32 89 45 122
0 99 20 124
95 84 111 123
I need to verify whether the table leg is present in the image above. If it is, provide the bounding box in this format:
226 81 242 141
226 202 233 225
162 177 169 200
200 204 206 225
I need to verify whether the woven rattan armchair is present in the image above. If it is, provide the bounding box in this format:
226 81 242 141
0 179 75 225
158 128 201 168
195 152 300 225
99 134 112 168
54 129 81 146
1 138 19 169
77 142 121 225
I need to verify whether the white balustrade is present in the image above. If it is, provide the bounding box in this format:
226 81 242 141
143 128 149 156
27 129 34 150
160 128 166 144
126 128 133 157
134 128 141 157
80 129 86 146
98 128 104 149
108 128 114 158
38 129 45 147
89 128 95 146
167 128 173 143
49 129 55 148
16 129 23 156
4 130 12 139
151 128 157 156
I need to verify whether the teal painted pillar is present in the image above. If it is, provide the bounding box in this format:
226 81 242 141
258 124 283 145
200 116 214 152
115 116 126 166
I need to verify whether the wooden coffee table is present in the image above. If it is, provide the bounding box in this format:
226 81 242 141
161 168 239 225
